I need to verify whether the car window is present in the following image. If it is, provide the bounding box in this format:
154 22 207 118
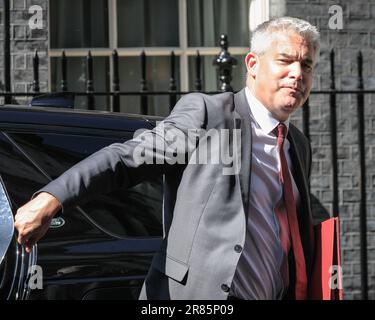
7 131 163 238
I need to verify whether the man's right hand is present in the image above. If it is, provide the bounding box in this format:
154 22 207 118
14 192 62 253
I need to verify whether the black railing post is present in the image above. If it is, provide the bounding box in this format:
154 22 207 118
3 0 11 104
86 51 95 110
140 50 148 115
61 51 68 92
112 50 120 112
32 50 40 93
302 98 310 141
329 49 339 217
357 51 368 300
213 34 237 92
169 51 177 111
194 50 202 91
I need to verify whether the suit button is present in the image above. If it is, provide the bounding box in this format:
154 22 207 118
234 245 242 253
221 284 230 292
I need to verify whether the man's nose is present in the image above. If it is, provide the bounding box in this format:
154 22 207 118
289 62 303 81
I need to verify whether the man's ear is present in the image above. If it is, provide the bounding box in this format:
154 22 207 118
245 52 258 78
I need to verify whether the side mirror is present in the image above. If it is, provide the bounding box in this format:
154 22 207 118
29 92 75 108
0 181 14 265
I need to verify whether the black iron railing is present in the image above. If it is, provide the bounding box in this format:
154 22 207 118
1 33 237 109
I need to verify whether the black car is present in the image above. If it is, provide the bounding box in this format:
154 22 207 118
0 104 164 300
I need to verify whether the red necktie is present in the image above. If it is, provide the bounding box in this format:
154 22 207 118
276 122 308 300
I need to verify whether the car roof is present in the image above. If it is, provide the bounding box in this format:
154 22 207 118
0 105 164 131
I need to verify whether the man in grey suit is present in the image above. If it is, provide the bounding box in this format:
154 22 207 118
15 17 326 300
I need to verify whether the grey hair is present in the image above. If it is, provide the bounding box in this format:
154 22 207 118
250 17 320 60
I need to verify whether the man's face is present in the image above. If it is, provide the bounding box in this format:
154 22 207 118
246 31 316 122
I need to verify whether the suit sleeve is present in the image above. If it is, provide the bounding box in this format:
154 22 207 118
35 93 207 211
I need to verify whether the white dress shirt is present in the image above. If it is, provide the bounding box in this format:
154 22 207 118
230 87 301 300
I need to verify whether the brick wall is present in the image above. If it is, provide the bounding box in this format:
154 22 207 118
0 0 48 104
270 0 375 299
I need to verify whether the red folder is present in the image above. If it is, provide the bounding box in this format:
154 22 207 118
309 217 343 300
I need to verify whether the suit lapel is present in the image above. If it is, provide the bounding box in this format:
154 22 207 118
287 127 315 277
234 89 252 218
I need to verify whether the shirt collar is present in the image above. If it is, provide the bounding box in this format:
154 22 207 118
245 87 290 136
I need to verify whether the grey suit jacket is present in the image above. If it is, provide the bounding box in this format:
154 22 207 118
40 88 318 300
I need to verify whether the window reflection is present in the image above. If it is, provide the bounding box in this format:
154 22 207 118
7 132 163 238
187 0 250 47
117 0 179 47
50 0 109 48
